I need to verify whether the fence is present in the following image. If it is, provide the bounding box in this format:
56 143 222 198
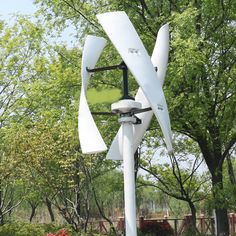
87 213 236 235
170 215 215 236
139 215 215 236
229 213 236 236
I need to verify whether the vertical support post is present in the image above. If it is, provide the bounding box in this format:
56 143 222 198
229 213 231 235
200 214 205 234
139 216 144 230
112 99 141 236
119 115 137 236
233 214 236 235
229 213 236 235
122 64 129 99
211 217 215 236
174 219 178 236
117 217 125 232
119 62 133 100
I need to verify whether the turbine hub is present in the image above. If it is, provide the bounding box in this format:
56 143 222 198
111 99 141 114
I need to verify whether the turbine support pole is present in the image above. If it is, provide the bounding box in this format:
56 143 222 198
112 99 142 236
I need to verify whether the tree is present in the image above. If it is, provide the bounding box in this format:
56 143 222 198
7 36 120 231
0 16 46 126
0 132 24 224
34 1 236 234
92 169 123 218
0 16 46 224
167 4 236 234
138 133 210 231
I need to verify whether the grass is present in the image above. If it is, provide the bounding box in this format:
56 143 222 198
87 88 121 104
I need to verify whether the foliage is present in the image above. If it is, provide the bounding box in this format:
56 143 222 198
0 15 48 225
0 222 44 236
0 16 45 125
91 169 123 217
0 222 75 236
138 133 210 226
0 12 121 230
1 0 236 235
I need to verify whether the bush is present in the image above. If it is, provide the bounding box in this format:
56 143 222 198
0 222 44 236
45 229 70 236
0 222 74 236
140 220 174 236
16 224 45 236
43 224 73 235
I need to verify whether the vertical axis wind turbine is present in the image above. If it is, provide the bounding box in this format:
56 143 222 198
78 11 173 236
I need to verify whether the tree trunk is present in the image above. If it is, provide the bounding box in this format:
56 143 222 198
188 200 197 230
226 155 236 185
92 185 117 236
198 138 229 236
212 169 229 236
45 197 55 222
75 189 81 216
29 202 38 222
0 209 3 226
84 191 90 233
215 208 229 236
0 188 3 225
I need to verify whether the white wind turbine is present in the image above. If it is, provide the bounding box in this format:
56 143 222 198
78 11 173 236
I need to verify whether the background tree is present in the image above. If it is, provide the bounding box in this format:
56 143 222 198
6 33 121 231
137 133 210 231
168 4 236 235
0 16 46 225
33 1 236 234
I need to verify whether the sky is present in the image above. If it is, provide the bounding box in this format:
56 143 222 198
0 0 76 47
0 0 37 19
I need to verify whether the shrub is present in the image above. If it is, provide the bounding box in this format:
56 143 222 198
16 223 45 236
0 222 44 236
140 220 174 236
45 229 70 236
0 222 74 236
43 224 73 235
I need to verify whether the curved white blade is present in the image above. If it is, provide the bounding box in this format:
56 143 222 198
107 24 170 160
78 35 107 154
97 12 172 159
152 24 169 87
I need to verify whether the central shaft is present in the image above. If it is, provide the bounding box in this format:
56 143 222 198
111 99 141 236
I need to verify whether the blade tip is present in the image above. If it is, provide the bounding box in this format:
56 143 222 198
81 147 107 155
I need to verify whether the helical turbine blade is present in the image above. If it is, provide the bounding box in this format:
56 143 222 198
107 23 170 160
152 23 169 86
97 12 173 159
78 35 107 154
